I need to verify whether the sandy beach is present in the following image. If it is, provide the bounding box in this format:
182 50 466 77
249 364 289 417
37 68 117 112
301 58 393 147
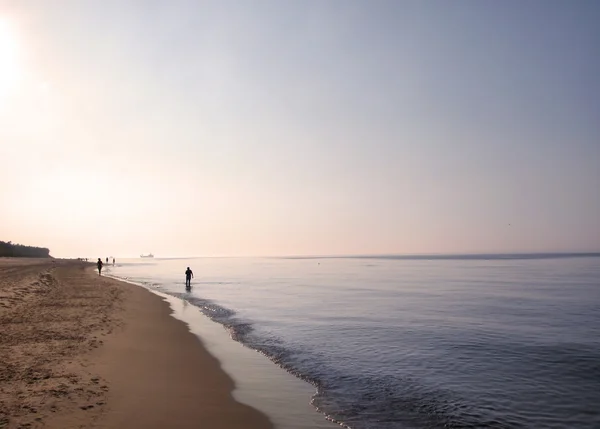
0 258 273 429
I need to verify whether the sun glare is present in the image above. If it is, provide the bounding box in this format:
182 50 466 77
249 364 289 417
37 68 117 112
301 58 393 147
0 18 20 107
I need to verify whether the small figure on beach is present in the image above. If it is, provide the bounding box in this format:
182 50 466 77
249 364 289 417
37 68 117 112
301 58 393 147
97 258 103 276
185 267 194 289
112 257 115 266
106 257 108 264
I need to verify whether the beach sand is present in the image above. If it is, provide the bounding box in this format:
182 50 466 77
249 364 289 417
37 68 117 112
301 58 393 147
0 258 273 429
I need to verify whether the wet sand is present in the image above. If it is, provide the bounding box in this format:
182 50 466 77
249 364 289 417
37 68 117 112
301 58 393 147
0 258 273 429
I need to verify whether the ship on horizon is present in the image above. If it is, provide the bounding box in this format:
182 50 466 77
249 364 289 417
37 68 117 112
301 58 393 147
140 253 154 258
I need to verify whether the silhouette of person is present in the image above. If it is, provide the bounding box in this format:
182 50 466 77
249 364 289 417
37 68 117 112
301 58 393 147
185 267 194 288
106 257 108 264
97 258 103 276
113 258 115 266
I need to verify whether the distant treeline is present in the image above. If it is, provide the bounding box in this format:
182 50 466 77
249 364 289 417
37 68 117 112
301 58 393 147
0 241 51 258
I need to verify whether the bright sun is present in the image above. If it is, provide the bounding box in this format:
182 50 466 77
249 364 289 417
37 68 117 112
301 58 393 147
0 18 20 106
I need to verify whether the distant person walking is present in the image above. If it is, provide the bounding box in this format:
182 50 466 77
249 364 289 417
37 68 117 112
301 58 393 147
106 257 108 264
185 267 194 288
112 257 115 266
97 258 103 276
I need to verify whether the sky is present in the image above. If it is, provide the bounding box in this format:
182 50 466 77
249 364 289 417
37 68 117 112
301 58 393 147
0 0 599 258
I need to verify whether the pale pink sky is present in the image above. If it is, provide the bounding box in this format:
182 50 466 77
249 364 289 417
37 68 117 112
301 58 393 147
1 1 599 258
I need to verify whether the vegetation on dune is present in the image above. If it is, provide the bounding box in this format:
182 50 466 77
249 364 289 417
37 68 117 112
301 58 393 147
0 240 51 258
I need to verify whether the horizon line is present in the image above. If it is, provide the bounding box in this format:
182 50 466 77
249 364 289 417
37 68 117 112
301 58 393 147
63 251 600 260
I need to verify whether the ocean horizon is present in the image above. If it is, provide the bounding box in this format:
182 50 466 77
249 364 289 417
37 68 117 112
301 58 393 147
101 251 600 261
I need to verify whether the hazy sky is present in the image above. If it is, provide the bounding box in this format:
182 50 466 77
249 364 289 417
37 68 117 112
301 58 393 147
1 0 599 257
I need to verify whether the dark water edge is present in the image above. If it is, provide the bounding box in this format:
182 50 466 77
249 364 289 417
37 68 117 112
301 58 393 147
107 275 346 428
106 273 352 427
160 291 354 428
279 252 600 261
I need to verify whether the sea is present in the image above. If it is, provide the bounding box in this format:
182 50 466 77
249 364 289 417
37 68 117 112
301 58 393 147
105 254 600 429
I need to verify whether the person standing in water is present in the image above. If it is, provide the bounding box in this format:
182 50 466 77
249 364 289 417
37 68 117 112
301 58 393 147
97 258 103 276
185 267 194 288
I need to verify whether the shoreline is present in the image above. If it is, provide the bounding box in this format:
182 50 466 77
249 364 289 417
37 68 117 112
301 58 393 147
0 258 273 429
105 272 343 429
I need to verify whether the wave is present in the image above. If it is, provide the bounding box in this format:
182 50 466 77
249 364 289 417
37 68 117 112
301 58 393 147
149 289 509 429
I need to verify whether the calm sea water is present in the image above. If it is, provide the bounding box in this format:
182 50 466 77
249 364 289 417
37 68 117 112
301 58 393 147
107 254 600 429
